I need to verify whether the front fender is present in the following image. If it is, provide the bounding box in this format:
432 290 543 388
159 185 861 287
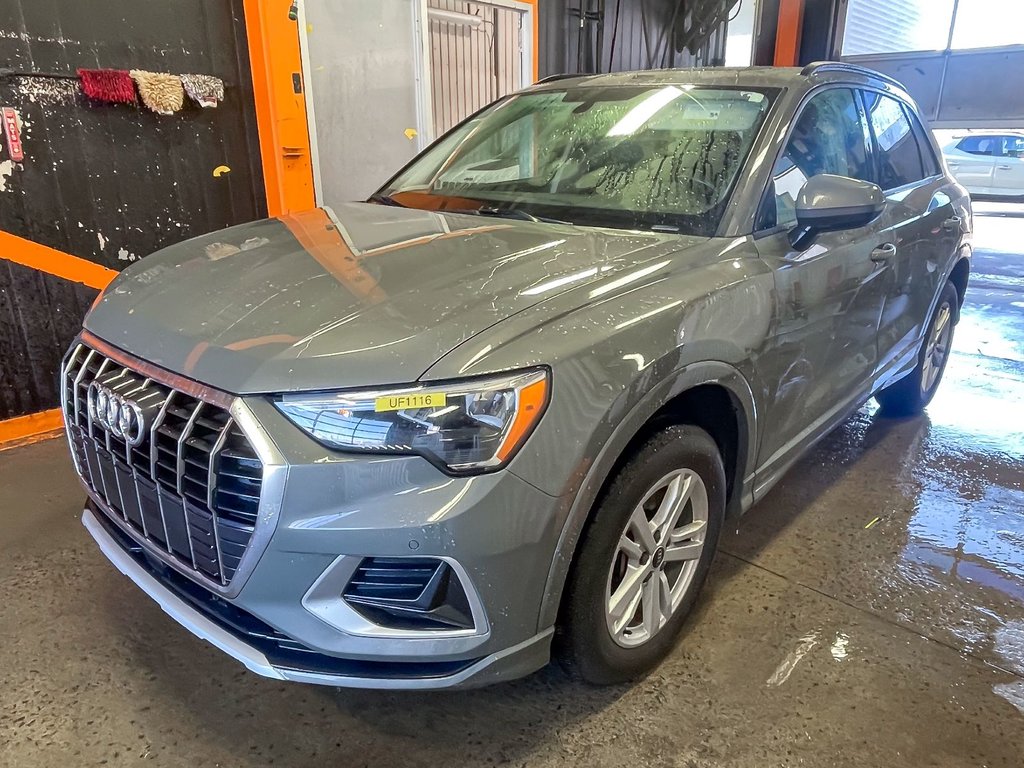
422 246 773 634
531 358 758 631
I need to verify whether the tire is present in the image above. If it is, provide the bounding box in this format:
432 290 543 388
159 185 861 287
557 425 726 685
875 280 959 417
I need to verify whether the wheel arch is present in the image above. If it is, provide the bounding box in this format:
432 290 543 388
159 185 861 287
537 361 757 631
948 253 970 314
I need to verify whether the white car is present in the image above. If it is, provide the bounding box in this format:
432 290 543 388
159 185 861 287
942 131 1024 199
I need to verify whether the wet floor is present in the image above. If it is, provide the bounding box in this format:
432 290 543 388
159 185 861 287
2 209 1023 767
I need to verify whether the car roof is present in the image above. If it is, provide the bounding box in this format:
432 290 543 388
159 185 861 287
528 62 905 94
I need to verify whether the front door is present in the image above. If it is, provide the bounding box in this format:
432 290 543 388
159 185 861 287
991 135 1024 196
753 87 891 488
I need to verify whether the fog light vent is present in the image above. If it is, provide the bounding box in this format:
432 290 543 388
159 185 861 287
343 557 475 631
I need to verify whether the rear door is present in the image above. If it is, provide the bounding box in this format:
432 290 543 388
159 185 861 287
944 135 996 193
753 87 890 484
861 91 959 386
991 135 1024 196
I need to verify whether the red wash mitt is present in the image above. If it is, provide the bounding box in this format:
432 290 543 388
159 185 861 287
77 69 136 105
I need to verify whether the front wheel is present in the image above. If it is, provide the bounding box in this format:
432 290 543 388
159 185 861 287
557 425 725 684
875 280 959 416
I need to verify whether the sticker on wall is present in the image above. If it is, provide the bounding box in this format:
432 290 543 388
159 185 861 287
404 128 418 141
2 107 25 162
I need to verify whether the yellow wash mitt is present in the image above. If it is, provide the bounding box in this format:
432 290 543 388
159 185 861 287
129 70 184 115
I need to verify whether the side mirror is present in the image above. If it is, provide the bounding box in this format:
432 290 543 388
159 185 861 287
789 174 885 250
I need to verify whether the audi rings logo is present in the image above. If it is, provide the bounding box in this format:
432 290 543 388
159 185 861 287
87 382 148 447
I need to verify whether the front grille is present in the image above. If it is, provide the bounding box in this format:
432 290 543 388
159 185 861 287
63 342 263 586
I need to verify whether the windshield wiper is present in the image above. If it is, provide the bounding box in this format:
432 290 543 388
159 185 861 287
448 206 572 226
367 193 406 207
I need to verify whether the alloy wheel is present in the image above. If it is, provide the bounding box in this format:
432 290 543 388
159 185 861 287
604 468 709 648
922 300 953 394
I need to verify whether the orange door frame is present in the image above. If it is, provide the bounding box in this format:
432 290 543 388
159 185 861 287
522 0 540 81
774 0 805 67
243 0 317 217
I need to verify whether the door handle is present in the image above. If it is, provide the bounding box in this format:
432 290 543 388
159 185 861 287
998 164 1011 170
942 215 961 232
870 243 897 262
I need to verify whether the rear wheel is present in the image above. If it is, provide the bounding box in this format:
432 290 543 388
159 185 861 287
558 425 725 684
876 280 958 416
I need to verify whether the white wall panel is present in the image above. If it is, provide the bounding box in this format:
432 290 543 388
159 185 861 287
303 0 425 206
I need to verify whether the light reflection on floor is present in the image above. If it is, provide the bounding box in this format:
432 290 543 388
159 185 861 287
724 206 1024 727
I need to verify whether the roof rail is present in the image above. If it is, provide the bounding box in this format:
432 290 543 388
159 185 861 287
535 73 583 84
800 61 906 90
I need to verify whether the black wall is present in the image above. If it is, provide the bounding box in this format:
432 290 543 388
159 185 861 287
540 0 735 77
0 0 267 420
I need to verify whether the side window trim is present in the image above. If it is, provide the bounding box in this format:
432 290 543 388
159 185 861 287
754 84 868 235
861 87 927 192
901 101 941 178
854 89 881 186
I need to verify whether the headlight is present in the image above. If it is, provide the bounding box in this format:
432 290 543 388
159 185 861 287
274 368 550 474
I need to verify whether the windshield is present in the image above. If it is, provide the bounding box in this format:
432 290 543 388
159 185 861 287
375 85 775 235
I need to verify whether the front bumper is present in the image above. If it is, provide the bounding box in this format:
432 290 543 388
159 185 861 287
84 503 556 689
67 336 571 688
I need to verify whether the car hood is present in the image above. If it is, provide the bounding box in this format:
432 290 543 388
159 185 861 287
85 203 703 394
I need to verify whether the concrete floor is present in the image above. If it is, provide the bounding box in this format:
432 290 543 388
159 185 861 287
2 208 1023 767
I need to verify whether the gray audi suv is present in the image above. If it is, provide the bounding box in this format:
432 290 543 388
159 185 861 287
63 63 971 688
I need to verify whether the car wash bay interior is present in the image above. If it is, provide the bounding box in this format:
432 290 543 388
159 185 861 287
1 1 1023 766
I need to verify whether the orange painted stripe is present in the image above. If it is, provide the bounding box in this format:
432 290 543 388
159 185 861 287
0 231 117 290
0 408 64 448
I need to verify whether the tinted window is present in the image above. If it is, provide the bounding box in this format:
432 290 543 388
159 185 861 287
865 92 926 189
999 135 1024 157
762 88 872 229
906 110 940 176
957 136 996 156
